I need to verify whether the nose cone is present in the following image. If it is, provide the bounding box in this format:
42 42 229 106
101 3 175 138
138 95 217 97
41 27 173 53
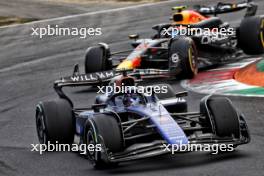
116 58 141 70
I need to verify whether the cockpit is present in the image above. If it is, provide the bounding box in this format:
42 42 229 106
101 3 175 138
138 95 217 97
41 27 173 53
112 92 146 107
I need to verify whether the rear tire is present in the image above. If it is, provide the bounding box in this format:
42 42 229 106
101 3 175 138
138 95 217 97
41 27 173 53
169 37 198 79
207 97 240 138
85 45 112 73
238 16 264 55
84 114 122 168
35 99 74 144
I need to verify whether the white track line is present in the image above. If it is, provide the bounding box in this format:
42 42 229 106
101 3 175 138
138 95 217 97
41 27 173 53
0 0 187 29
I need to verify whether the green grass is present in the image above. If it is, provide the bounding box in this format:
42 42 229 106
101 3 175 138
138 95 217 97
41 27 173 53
226 87 264 95
0 16 38 26
256 59 264 72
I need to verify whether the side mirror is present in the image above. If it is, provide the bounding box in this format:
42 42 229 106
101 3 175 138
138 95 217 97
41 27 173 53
175 91 188 98
129 34 139 40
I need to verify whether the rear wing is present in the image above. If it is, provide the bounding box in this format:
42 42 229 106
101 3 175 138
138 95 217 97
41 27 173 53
54 70 116 88
54 68 117 106
194 0 257 17
53 65 175 105
54 67 173 89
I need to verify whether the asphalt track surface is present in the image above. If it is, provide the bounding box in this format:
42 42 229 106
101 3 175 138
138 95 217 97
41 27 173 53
0 0 134 19
0 0 264 176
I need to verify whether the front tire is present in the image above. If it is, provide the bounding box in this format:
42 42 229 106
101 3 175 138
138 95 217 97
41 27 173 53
85 45 112 73
84 114 122 168
207 97 240 138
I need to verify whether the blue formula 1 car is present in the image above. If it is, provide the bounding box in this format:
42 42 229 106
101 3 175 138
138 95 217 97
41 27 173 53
35 72 250 168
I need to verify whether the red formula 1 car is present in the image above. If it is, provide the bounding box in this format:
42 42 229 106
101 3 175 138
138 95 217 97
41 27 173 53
81 1 263 85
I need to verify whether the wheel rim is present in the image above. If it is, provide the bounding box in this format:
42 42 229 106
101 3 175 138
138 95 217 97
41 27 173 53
260 19 264 48
188 45 198 75
86 129 96 160
36 111 47 144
